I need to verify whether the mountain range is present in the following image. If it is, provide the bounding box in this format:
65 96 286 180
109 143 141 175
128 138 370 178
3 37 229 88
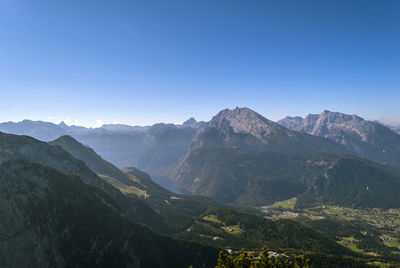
2 107 400 210
0 132 220 267
172 108 400 208
0 118 205 175
0 130 370 267
2 104 400 266
278 111 400 168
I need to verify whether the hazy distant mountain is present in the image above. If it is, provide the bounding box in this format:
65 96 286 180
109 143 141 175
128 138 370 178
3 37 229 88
0 119 203 177
58 121 90 135
278 111 400 168
172 108 400 208
388 124 400 134
101 124 149 133
134 123 199 176
180 117 207 129
372 120 400 135
0 120 65 141
0 160 217 268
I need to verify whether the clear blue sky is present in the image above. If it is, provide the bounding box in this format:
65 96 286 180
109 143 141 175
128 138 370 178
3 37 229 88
1 0 399 127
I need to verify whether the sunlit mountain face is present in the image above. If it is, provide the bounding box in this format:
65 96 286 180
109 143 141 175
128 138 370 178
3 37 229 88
1 0 399 266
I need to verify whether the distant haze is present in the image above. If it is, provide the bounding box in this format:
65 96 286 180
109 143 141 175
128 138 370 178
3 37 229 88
0 111 399 129
0 1 399 126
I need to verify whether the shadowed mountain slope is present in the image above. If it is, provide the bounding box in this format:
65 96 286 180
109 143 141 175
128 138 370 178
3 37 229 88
0 132 167 232
49 134 222 233
0 160 218 268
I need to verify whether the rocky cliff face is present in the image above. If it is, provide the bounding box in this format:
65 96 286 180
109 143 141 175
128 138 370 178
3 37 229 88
209 107 290 141
278 111 400 168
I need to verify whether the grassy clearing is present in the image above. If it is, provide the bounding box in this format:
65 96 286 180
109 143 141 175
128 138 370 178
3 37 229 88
202 214 243 235
380 234 400 248
337 237 379 256
202 214 223 224
338 237 364 253
221 225 244 235
384 241 400 248
124 173 143 184
99 174 148 198
322 206 356 220
368 261 388 267
271 197 297 209
302 213 325 220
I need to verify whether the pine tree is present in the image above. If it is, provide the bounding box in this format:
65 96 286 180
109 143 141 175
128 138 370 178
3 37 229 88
208 246 313 268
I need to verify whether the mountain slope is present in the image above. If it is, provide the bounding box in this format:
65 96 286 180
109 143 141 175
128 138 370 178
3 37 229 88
0 160 218 268
121 167 224 233
172 108 400 208
174 147 400 208
134 123 199 176
297 157 400 208
49 134 222 233
389 124 400 135
178 208 353 256
0 132 167 232
49 135 137 186
278 111 400 168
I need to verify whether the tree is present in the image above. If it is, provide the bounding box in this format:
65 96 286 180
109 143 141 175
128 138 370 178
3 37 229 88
210 246 312 268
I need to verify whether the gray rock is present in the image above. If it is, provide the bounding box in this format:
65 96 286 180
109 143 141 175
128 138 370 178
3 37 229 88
278 111 400 168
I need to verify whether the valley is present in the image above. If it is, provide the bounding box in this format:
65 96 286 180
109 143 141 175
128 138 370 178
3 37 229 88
1 107 400 267
2 0 398 266
261 199 400 264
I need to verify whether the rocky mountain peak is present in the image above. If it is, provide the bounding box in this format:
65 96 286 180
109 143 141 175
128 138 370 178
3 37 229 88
181 117 206 129
53 135 76 143
278 110 400 168
318 110 364 124
58 121 68 128
278 116 303 130
183 117 197 126
285 111 367 136
209 107 285 140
